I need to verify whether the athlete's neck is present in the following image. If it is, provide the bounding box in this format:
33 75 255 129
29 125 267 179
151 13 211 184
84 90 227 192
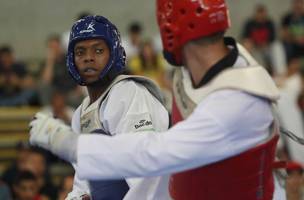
182 38 229 87
87 83 108 105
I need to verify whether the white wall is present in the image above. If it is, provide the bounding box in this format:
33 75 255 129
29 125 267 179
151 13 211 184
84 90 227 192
0 0 291 60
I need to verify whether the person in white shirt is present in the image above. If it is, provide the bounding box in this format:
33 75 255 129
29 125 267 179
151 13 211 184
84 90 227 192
29 1 286 200
33 15 171 200
121 21 143 62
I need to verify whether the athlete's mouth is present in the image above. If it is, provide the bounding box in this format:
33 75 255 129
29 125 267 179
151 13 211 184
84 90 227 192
83 67 98 75
84 67 97 72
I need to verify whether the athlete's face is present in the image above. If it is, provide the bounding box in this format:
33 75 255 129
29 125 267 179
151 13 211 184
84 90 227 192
74 39 110 84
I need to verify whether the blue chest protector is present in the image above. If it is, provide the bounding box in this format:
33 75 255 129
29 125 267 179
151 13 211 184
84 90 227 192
89 129 129 200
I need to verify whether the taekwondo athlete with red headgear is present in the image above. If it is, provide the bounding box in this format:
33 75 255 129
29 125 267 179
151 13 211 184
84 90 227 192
29 1 286 200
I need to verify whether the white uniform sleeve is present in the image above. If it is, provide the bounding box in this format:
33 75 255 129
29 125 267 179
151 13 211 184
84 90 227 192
76 90 273 180
100 80 169 189
68 106 91 197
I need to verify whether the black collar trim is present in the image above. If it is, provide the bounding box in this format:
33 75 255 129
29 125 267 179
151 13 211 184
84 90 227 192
195 37 239 88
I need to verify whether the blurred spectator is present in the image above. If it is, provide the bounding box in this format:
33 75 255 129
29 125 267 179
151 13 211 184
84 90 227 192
286 161 304 200
242 4 276 48
23 147 58 200
0 180 12 200
128 39 173 110
269 26 291 77
61 11 92 51
128 39 171 90
277 57 304 164
2 142 31 190
242 4 276 72
282 0 304 60
13 170 41 200
57 175 74 200
122 21 143 61
41 90 74 125
0 45 39 106
39 34 83 107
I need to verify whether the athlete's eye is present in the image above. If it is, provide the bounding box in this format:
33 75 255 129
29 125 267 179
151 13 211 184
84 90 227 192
96 48 104 54
75 49 84 57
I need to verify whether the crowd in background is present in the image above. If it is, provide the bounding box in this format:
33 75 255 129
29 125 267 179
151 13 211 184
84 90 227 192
0 0 304 199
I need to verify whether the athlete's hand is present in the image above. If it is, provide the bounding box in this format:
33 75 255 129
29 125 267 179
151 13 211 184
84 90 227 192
29 112 70 150
29 112 78 162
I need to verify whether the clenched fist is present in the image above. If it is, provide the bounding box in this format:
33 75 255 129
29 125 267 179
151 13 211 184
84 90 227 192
29 112 78 162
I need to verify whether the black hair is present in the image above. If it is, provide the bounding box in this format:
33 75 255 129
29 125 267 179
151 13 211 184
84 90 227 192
0 45 13 55
46 34 61 44
77 11 92 20
128 22 143 34
16 141 30 151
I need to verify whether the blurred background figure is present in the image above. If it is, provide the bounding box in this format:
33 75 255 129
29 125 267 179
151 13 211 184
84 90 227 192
41 90 74 125
13 170 41 200
1 142 31 191
0 180 12 200
0 45 39 106
122 21 144 62
285 161 304 200
22 147 58 200
128 39 170 89
38 34 84 107
241 4 276 73
61 11 92 51
282 0 304 61
128 39 173 110
57 175 74 200
276 56 304 164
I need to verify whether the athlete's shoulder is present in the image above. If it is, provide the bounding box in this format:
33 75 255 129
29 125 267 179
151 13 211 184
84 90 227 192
109 79 147 98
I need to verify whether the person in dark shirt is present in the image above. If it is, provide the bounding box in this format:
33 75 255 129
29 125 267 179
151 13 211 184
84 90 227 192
0 45 39 106
39 34 83 107
242 4 276 48
242 4 276 72
281 0 304 60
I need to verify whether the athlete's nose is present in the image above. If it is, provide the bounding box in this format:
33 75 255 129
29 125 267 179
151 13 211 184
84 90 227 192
84 51 95 63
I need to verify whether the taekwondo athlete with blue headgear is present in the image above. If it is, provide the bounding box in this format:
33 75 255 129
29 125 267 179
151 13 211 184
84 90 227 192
30 15 171 200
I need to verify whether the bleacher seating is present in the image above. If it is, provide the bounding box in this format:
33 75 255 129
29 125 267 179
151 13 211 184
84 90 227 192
0 107 39 174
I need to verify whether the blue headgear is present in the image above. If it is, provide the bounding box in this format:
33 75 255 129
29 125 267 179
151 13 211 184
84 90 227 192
67 15 126 85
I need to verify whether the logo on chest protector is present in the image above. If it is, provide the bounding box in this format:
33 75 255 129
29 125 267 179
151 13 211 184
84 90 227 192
81 119 91 130
134 119 152 129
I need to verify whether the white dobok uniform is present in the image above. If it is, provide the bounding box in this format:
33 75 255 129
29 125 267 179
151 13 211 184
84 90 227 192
73 43 286 200
68 76 171 200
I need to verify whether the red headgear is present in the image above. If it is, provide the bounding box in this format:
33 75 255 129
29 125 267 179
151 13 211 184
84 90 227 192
157 0 230 66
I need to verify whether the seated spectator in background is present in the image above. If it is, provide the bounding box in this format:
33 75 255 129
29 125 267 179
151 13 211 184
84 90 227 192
277 56 304 164
2 142 31 190
128 39 173 110
0 45 39 106
282 0 304 60
0 180 12 200
61 11 92 51
57 175 74 200
122 21 143 62
128 39 172 90
13 170 41 200
242 4 276 72
23 147 58 200
41 90 74 125
286 161 304 200
39 34 84 107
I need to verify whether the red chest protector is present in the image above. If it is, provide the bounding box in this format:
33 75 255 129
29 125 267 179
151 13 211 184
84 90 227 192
169 97 278 200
